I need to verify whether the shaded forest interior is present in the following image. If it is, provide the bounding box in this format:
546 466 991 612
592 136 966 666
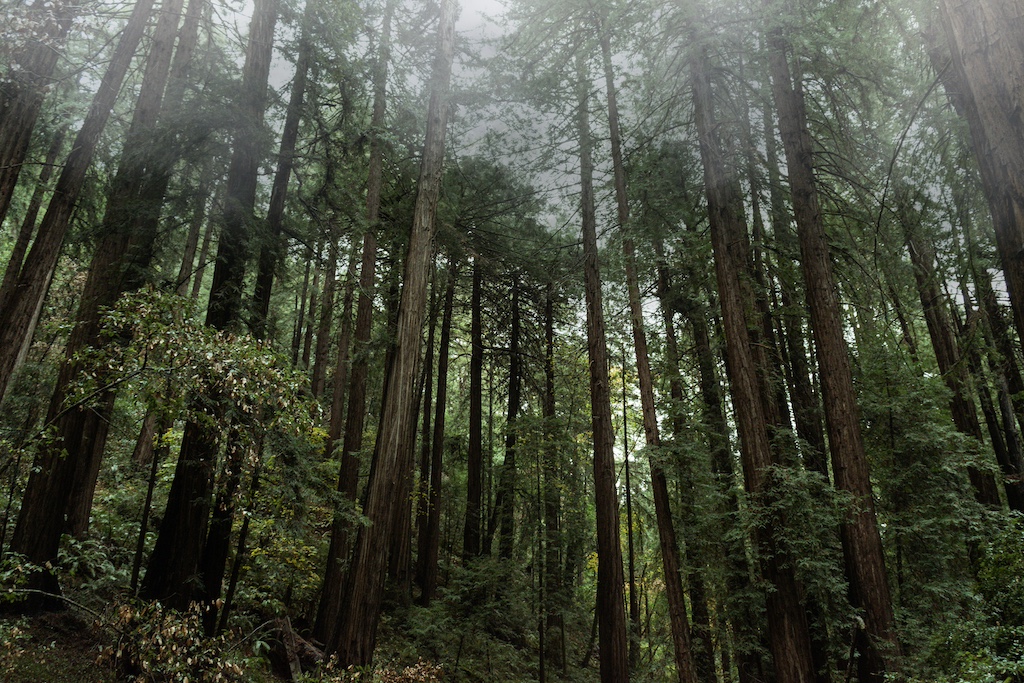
2 0 1024 681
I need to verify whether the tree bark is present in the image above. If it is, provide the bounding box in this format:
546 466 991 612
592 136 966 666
311 234 339 398
463 260 484 559
0 0 75 228
313 0 392 642
141 0 279 609
597 23 697 683
416 259 456 605
328 0 455 664
576 47 630 683
0 0 157 402
8 0 188 602
764 13 900 679
904 219 1001 506
691 41 817 683
494 276 521 560
251 0 316 338
933 0 1024 351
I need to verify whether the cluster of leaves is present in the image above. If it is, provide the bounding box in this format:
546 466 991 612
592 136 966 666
100 601 249 682
304 657 444 683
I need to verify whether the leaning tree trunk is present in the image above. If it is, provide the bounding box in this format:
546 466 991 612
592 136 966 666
0 0 157 403
7 0 184 606
0 0 75 228
250 0 316 338
764 11 900 679
575 47 630 683
328 0 455 664
934 0 1024 351
596 23 697 683
904 219 1001 506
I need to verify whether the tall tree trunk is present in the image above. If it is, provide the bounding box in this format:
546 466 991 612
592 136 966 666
0 0 158 402
463 260 484 559
764 14 900 679
691 41 817 683
576 47 630 683
311 234 340 398
933 0 1024 351
325 248 357 459
494 276 521 560
328 0 455 664
597 24 697 683
313 0 393 643
417 259 456 605
541 282 565 672
251 0 316 338
140 0 279 609
904 219 1001 505
7 0 188 603
1 122 66 299
763 105 828 476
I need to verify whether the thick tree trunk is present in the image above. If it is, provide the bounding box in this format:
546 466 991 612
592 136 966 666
328 0 455 664
597 25 697 683
463 260 484 559
933 0 1024 350
576 48 630 683
763 106 828 476
8 0 188 602
691 42 817 683
141 0 279 609
764 16 900 679
0 0 157 402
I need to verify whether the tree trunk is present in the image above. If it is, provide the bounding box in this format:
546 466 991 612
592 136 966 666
597 24 697 683
251 0 316 338
0 0 157 402
904 220 1001 506
463 260 484 559
141 0 279 609
691 41 817 683
934 0 1024 351
8 0 188 602
311 234 339 398
0 0 75 228
417 259 456 605
764 14 900 679
576 47 630 683
494 276 521 560
312 0 392 642
541 282 565 672
328 0 455 664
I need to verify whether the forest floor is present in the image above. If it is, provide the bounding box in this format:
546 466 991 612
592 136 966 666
0 611 115 682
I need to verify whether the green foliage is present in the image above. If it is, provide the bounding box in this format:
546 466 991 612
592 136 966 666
100 601 250 682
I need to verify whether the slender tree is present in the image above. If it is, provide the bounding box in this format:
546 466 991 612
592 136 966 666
576 46 630 683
